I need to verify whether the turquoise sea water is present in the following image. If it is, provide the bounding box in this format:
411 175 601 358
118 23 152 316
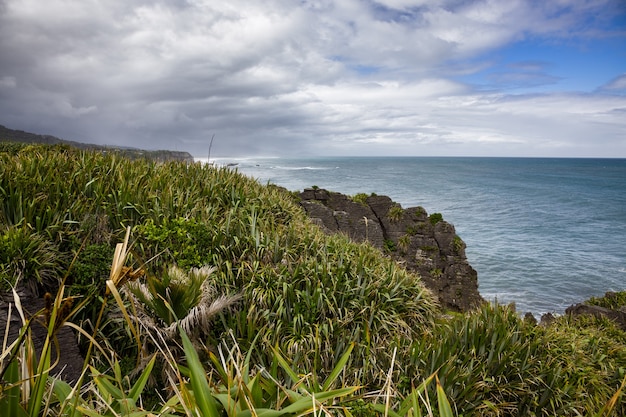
205 157 626 316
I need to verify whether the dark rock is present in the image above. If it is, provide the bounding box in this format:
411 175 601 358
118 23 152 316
540 312 556 326
301 189 385 248
565 303 626 330
299 189 484 312
524 312 538 325
1 289 84 384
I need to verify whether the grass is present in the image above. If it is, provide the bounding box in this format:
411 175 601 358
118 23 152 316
586 291 626 310
1 143 625 416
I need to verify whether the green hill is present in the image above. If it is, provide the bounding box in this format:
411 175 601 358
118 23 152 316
0 124 193 162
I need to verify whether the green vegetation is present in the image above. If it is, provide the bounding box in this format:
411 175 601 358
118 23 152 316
412 206 427 217
398 234 411 253
429 268 443 278
388 205 404 222
350 192 370 205
409 303 626 416
406 224 425 235
587 291 626 310
1 144 625 416
429 212 444 225
384 238 397 253
453 235 465 253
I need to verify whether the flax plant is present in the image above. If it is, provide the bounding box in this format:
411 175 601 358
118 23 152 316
3 144 624 416
409 303 626 416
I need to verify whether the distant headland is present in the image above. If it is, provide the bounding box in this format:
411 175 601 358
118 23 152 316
0 124 194 163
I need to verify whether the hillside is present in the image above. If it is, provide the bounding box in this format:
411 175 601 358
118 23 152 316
0 124 194 162
0 144 625 416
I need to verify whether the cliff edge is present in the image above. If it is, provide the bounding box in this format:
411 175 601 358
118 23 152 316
299 188 484 312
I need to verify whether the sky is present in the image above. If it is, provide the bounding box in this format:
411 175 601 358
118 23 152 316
0 0 625 158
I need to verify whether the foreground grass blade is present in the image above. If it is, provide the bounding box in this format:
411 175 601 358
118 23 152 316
179 326 220 417
322 342 355 391
0 359 25 417
436 376 454 417
129 354 157 403
596 374 626 417
271 346 300 388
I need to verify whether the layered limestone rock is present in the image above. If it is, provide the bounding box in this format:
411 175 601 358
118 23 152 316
300 188 484 312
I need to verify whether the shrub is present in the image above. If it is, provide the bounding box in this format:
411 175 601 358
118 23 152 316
453 235 464 253
127 265 240 332
429 212 443 225
135 217 219 271
387 205 404 222
398 234 411 253
429 268 442 278
0 224 62 293
0 141 27 154
384 238 397 253
409 303 626 416
587 291 626 310
351 192 369 205
68 243 114 295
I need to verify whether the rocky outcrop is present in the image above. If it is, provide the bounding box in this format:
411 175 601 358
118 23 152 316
565 292 626 330
299 188 483 312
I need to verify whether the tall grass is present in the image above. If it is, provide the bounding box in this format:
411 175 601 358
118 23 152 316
1 144 625 415
1 144 437 387
409 303 626 416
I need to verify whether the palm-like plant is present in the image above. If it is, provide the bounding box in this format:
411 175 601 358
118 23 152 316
126 265 241 343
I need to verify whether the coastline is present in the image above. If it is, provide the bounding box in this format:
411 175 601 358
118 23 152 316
214 156 626 316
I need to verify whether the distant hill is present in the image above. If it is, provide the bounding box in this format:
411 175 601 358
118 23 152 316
0 124 194 162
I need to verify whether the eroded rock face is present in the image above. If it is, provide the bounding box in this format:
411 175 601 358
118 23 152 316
299 188 484 312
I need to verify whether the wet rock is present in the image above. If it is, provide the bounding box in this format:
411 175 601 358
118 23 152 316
540 312 556 326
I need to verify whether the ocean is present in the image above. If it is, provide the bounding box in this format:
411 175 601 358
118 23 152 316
203 156 626 316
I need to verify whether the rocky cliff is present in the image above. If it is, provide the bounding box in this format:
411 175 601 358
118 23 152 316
299 188 484 312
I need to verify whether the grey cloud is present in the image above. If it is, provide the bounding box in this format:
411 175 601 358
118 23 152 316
0 0 625 157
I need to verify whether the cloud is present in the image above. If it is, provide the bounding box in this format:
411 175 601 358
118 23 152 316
486 70 561 90
0 76 16 88
0 0 624 157
600 74 626 92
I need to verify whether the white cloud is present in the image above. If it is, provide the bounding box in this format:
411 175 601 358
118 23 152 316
601 74 626 92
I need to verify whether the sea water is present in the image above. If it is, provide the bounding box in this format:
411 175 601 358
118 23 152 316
203 156 626 316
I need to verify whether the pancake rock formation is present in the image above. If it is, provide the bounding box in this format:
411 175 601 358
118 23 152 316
299 188 483 312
